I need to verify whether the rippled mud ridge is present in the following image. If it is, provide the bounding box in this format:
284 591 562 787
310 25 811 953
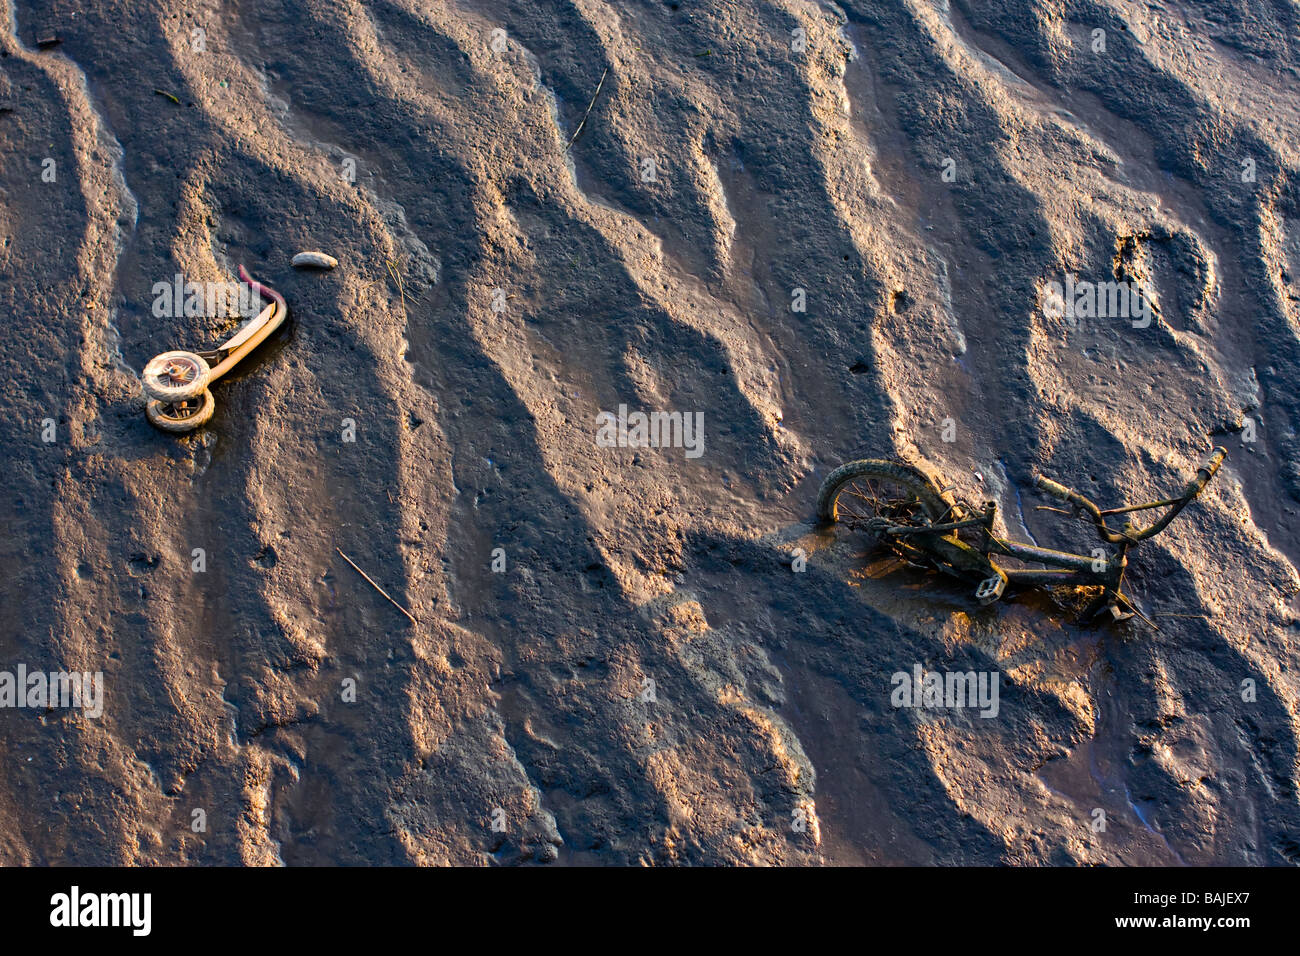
1 0 1297 865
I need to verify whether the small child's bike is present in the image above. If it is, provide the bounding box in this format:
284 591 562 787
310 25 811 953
816 446 1227 624
139 265 288 432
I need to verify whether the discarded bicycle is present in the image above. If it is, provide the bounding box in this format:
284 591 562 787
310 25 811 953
140 265 288 432
816 447 1227 625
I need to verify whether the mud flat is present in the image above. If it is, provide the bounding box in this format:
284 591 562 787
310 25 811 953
0 0 1297 864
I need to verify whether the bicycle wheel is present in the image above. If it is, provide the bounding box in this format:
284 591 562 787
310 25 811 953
142 350 211 403
816 460 952 539
146 390 216 432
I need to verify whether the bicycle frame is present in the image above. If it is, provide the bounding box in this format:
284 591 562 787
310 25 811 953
195 265 288 382
873 447 1228 623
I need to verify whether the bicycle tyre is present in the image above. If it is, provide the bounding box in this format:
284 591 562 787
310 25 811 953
816 459 952 525
142 350 212 403
146 390 216 432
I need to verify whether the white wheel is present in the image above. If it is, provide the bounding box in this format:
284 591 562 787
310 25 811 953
146 390 216 433
142 350 211 403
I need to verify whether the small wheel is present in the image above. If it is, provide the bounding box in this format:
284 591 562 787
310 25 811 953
816 459 953 542
146 390 215 433
142 350 211 403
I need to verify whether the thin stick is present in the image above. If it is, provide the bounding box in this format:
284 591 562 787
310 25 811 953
1114 592 1159 631
386 260 408 322
336 548 418 625
565 67 609 151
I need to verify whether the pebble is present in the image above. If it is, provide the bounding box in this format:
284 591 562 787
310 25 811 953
292 251 338 269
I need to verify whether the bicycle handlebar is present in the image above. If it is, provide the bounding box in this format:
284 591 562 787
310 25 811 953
1190 446 1228 487
1035 476 1076 506
1034 473 1126 543
1132 446 1226 541
1033 446 1227 545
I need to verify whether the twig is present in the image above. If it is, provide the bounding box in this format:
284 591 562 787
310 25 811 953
565 67 609 151
336 548 418 625
1153 613 1210 619
1115 594 1159 632
386 259 408 321
153 89 181 105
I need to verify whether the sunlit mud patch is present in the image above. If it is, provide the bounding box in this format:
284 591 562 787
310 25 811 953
4 0 1299 865
1110 229 1218 335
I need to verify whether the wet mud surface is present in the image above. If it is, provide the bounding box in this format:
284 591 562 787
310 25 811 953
1 0 1298 864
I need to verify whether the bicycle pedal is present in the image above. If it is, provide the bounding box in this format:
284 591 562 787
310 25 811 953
975 575 1006 605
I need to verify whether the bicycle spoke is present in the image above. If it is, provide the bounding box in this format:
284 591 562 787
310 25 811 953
834 472 936 549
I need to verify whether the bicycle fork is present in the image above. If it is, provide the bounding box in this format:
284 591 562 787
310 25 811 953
1078 541 1136 623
